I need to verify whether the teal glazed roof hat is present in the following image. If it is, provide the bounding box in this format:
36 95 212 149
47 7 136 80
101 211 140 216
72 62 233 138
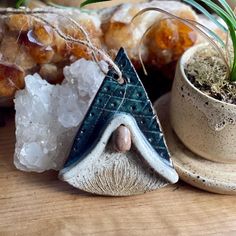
59 48 178 196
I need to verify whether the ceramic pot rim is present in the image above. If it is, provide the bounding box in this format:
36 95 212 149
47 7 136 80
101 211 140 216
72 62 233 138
179 43 236 108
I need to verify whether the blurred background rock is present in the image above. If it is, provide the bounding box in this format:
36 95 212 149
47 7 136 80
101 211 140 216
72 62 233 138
0 1 234 9
0 0 234 103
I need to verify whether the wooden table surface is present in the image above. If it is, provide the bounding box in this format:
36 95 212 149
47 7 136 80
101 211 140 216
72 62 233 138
1 111 236 236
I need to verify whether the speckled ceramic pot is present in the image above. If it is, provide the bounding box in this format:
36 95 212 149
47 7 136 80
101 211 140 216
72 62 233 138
170 44 236 164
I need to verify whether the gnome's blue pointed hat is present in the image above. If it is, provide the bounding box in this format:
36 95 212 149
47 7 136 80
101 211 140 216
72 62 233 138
59 48 178 195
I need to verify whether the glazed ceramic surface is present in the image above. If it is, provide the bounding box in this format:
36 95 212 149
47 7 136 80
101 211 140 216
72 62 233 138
155 93 236 195
170 44 236 163
59 48 178 196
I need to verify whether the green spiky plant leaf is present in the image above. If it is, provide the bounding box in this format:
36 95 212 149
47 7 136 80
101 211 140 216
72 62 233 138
15 0 26 8
184 0 236 81
80 0 111 8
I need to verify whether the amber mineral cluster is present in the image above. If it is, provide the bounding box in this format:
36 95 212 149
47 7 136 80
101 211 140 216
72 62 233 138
0 1 223 104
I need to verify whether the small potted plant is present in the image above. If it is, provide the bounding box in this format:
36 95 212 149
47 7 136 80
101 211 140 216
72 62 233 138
170 0 236 163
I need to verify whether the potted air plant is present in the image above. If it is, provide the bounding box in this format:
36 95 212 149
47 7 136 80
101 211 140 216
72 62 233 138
131 0 236 173
170 0 236 163
131 0 236 193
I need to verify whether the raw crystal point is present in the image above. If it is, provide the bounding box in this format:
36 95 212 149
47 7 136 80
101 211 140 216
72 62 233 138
14 59 108 172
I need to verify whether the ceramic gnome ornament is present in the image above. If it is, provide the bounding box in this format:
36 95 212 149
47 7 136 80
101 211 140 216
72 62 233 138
59 48 178 196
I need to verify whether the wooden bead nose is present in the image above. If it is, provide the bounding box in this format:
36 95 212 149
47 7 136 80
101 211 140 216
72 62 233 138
112 125 132 153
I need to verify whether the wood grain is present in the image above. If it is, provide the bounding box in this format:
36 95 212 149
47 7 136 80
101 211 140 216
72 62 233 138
1 110 236 236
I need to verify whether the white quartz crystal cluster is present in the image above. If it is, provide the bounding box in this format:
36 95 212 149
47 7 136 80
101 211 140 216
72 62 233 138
14 59 108 172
